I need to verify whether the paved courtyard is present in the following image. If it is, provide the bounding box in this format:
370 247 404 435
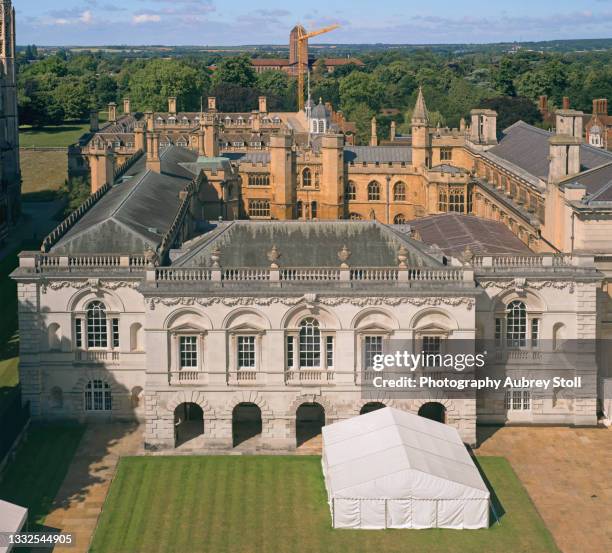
41 423 610 553
474 426 612 553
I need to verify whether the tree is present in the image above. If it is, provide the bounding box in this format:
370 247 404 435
212 55 256 88
492 57 517 96
211 82 259 112
127 59 210 111
479 96 542 130
339 72 384 113
96 74 118 106
345 102 375 145
54 77 91 120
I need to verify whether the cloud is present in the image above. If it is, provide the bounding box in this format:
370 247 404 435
132 14 162 24
79 10 93 24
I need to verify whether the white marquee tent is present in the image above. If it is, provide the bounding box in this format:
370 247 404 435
0 499 27 553
322 407 490 529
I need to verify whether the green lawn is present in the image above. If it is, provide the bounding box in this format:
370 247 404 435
19 122 89 148
20 149 67 202
90 456 559 553
0 425 84 527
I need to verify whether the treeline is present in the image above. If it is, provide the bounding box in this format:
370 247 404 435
16 46 612 144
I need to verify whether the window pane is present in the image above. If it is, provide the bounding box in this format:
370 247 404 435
112 318 120 348
237 336 256 369
299 318 320 368
75 318 82 348
364 336 383 369
531 319 540 348
326 336 334 367
506 301 526 347
180 336 198 368
286 336 294 367
87 301 108 348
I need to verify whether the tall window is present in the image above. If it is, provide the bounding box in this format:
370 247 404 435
326 336 334 368
422 336 442 355
531 318 540 348
87 301 108 348
85 379 112 411
438 190 447 212
506 300 527 347
345 181 356 201
299 318 321 368
179 336 198 369
297 201 303 218
440 147 452 161
248 199 270 218
112 318 120 348
495 318 503 347
75 318 83 348
302 168 312 187
505 390 531 411
311 201 317 219
393 182 406 201
286 335 294 368
364 336 383 369
448 188 465 213
367 181 381 201
237 336 256 369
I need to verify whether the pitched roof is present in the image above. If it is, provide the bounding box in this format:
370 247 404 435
171 220 441 268
407 213 534 256
344 146 412 164
488 121 612 180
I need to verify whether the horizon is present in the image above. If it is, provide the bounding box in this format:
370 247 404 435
15 0 612 47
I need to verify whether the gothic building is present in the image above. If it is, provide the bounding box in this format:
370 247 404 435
0 0 20 243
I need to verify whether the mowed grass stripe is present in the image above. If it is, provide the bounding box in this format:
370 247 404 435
90 456 559 553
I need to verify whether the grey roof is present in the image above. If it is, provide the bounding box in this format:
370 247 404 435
172 221 442 268
488 121 612 180
407 213 533 257
311 100 328 119
51 146 195 255
430 164 468 175
229 151 271 165
344 146 412 164
567 163 612 204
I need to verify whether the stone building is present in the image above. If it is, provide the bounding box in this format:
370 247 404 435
0 0 20 243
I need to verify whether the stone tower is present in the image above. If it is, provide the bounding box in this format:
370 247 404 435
0 0 20 234
320 134 345 219
411 87 431 169
289 25 307 74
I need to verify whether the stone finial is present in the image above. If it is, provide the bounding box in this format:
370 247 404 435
144 245 159 268
267 244 281 269
210 246 221 268
338 244 351 268
397 245 409 268
461 246 474 265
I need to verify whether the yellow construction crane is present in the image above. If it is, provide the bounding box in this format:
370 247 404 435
296 24 340 111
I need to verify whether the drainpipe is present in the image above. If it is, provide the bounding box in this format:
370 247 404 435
386 175 391 224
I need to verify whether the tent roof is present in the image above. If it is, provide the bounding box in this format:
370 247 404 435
322 408 489 500
0 499 27 553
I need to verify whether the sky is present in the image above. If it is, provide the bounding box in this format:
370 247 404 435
14 0 612 46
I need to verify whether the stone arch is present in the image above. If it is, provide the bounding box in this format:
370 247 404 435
360 402 387 415
413 397 458 423
553 322 566 351
410 307 459 331
68 287 125 313
71 373 123 414
354 393 397 415
222 307 272 330
221 390 273 420
493 289 546 313
287 393 338 442
130 386 144 408
281 303 342 330
418 401 447 423
351 307 400 330
163 308 213 330
130 322 143 352
166 390 216 419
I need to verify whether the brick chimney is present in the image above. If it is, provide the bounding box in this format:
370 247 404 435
258 96 267 113
593 98 608 116
562 96 570 110
538 95 548 114
134 122 145 152
123 98 131 115
146 131 161 172
168 96 177 115
108 102 117 123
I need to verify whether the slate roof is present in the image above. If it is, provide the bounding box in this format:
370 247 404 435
567 162 612 204
344 146 412 164
172 221 442 268
407 213 534 257
51 146 196 255
488 121 612 180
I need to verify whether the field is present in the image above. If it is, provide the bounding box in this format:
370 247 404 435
19 149 67 201
19 122 89 148
90 456 559 553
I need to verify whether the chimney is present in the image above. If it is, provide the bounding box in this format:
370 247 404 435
258 96 267 114
548 135 581 183
134 122 145 152
146 131 161 172
198 127 206 156
390 120 396 141
108 102 117 123
593 98 608 116
562 96 570 110
207 96 217 112
123 98 131 115
370 117 378 146
168 96 177 115
90 145 115 193
555 109 583 139
144 111 153 130
89 109 99 132
204 113 219 157
469 109 497 146
459 117 466 133
539 95 548 114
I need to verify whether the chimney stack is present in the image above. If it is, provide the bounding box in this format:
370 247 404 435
370 117 378 146
89 109 99 132
146 131 161 172
134 122 145 152
390 120 396 141
108 102 117 123
593 98 608 116
168 96 177 115
539 95 548 114
562 96 570 110
469 109 497 147
207 96 217 112
123 98 131 115
548 135 581 183
555 109 584 139
204 113 219 157
258 96 267 114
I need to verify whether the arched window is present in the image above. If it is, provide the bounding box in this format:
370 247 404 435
506 300 527 347
87 301 108 348
345 181 356 201
368 181 381 201
393 182 406 201
302 168 312 187
311 201 317 219
84 379 112 411
394 213 406 225
299 318 321 368
297 201 303 218
349 212 362 220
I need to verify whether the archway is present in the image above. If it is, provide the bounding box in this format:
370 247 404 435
360 402 386 415
296 402 325 447
174 402 204 447
418 402 446 423
232 403 262 447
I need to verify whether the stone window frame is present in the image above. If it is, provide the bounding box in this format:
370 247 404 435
495 300 542 351
285 318 336 371
228 328 265 374
73 301 120 352
356 328 392 371
170 329 207 373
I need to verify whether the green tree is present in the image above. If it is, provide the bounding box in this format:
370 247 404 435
345 102 375 144
54 77 91 120
479 96 542 130
212 55 256 88
339 72 384 113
